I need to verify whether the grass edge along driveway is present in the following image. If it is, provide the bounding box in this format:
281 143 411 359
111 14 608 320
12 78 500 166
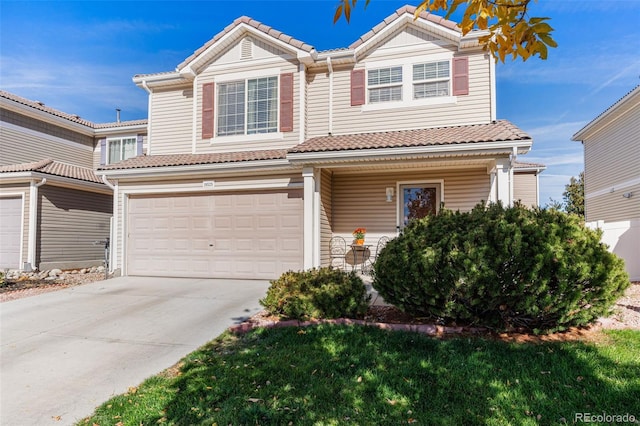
80 326 639 425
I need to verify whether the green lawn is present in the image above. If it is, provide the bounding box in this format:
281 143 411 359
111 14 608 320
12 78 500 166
80 327 639 425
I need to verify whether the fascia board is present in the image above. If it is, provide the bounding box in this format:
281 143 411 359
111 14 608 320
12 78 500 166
133 72 188 89
287 140 532 163
97 159 295 179
0 172 111 194
94 124 148 135
0 98 95 136
515 166 547 173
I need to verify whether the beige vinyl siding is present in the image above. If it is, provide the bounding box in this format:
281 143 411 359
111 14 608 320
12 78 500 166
513 172 538 207
320 169 332 266
0 115 93 167
0 184 29 267
584 104 640 222
331 168 490 240
37 185 112 270
322 52 490 137
195 55 301 153
306 69 331 138
148 86 194 155
586 183 640 223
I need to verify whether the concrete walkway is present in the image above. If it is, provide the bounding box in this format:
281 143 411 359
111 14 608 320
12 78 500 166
0 276 270 426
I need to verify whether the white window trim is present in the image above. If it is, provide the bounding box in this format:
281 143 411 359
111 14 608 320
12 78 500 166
213 68 282 140
106 136 137 165
396 180 445 229
362 54 456 112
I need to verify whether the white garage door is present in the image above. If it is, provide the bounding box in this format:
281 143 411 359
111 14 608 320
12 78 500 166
127 190 303 279
0 196 22 269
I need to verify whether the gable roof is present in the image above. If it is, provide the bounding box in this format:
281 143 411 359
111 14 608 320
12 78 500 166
572 85 640 141
135 4 483 85
289 120 531 154
0 159 103 184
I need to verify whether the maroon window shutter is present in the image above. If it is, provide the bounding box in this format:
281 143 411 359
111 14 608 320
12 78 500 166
280 73 294 132
350 69 365 106
202 82 215 138
452 57 469 96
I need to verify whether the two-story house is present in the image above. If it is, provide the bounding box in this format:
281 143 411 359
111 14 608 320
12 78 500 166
0 91 147 271
572 85 639 281
96 5 543 280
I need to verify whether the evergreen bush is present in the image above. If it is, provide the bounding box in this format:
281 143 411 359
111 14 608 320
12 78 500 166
373 202 629 333
260 267 371 320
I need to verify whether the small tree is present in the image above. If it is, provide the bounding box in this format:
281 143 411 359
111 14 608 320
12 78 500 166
563 172 584 217
548 172 584 218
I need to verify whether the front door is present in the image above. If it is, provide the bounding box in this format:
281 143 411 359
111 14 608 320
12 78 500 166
399 183 441 229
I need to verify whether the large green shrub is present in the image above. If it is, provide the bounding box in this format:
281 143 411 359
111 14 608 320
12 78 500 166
260 267 371 320
373 202 629 333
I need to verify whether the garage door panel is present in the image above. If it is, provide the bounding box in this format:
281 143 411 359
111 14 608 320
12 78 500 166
128 190 303 279
0 197 22 269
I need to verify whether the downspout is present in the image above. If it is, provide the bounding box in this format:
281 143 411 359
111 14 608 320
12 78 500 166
102 175 118 273
141 80 152 155
27 178 47 271
327 57 334 135
509 146 517 205
191 74 198 154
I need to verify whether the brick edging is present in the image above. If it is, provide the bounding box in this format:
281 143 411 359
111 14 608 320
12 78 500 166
229 318 487 336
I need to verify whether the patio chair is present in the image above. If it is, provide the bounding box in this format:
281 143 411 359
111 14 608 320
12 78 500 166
329 236 347 270
364 236 390 274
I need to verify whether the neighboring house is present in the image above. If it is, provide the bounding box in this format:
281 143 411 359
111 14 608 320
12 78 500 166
95 5 544 280
572 85 639 281
0 90 147 271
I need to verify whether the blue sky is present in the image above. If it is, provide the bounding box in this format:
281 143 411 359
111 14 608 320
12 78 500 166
1 0 639 205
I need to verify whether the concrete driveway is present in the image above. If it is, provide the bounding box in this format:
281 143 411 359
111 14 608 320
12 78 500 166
0 276 270 426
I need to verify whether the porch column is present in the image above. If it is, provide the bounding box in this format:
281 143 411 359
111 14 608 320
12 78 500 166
302 167 317 270
494 158 512 205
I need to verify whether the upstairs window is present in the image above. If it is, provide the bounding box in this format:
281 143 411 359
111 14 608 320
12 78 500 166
367 66 402 103
107 137 137 164
413 61 450 99
217 76 278 136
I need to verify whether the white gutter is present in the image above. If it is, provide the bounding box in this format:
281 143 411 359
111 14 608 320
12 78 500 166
26 178 47 270
102 176 118 273
327 57 334 135
192 74 198 154
98 158 294 178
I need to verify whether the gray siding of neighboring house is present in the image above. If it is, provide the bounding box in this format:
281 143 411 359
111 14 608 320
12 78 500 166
0 109 94 167
584 103 640 223
513 172 538 207
37 185 112 270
